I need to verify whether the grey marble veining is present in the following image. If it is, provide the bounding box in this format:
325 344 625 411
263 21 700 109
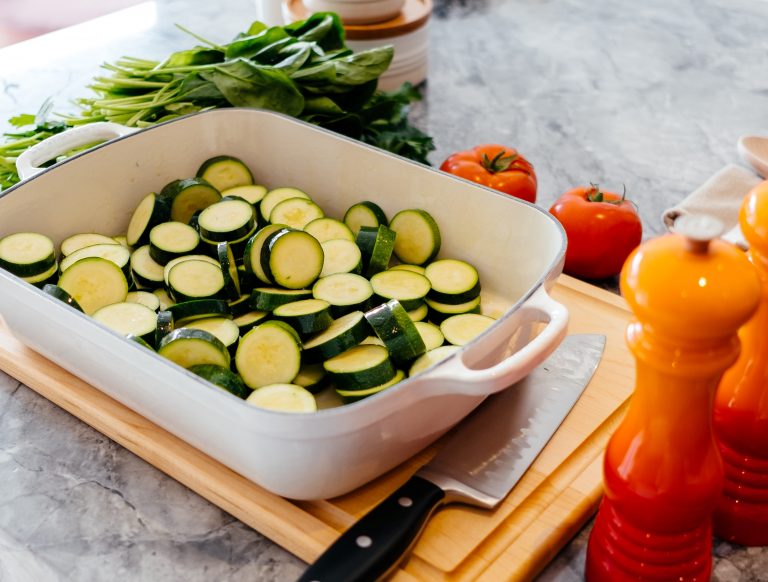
2 0 768 580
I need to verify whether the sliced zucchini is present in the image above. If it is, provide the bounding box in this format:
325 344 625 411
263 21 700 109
259 187 311 223
365 299 427 364
159 178 222 224
189 363 251 399
233 309 271 334
155 309 174 347
92 301 157 344
163 254 220 287
389 209 441 266
184 316 240 356
408 345 461 377
302 310 371 362
370 269 431 311
360 335 385 346
320 239 362 277
304 217 355 243
60 232 119 257
407 302 429 322
60 243 132 280
440 313 496 346
152 287 175 311
167 259 225 302
273 298 333 336
167 298 231 325
260 228 324 290
58 257 129 315
414 321 445 351
126 290 161 312
250 287 313 311
389 263 426 275
323 344 396 391
196 155 254 192
343 201 388 235
126 192 171 247
243 223 287 284
425 259 481 304
23 262 59 287
425 295 482 323
355 224 396 277
217 242 241 300
336 369 406 403
245 383 317 413
158 328 231 369
312 273 374 317
270 197 324 230
222 184 268 206
113 235 129 247
235 320 302 389
237 265 257 295
293 362 329 394
126 334 154 351
228 293 253 317
148 221 200 266
130 245 165 289
42 283 84 312
0 232 56 277
197 198 256 243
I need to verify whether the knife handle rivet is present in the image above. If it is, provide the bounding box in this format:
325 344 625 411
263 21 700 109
398 497 413 507
356 535 373 548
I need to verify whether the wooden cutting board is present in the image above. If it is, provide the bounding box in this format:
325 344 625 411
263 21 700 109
0 275 635 581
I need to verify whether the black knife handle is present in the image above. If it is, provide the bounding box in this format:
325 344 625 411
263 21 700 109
297 476 446 582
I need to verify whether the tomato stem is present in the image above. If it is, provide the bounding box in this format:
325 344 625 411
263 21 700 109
587 182 631 205
481 150 518 174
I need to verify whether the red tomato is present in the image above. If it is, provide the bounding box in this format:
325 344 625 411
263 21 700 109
548 184 642 280
439 144 537 203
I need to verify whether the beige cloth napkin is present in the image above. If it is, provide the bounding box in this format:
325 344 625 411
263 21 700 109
661 164 764 249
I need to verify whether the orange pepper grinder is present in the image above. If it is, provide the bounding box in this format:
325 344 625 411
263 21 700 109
585 214 761 581
713 181 768 545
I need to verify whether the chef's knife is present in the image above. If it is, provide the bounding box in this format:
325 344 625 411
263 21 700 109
297 333 606 582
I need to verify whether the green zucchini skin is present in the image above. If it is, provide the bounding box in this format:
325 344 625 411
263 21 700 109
167 298 232 325
259 228 324 290
217 242 242 300
355 225 396 277
336 369 406 403
126 192 171 247
158 327 231 369
389 209 442 266
42 283 84 312
189 363 252 399
301 310 371 363
159 178 222 224
196 155 254 192
250 287 314 311
365 299 427 365
0 232 56 277
343 201 389 235
323 344 396 391
155 309 175 348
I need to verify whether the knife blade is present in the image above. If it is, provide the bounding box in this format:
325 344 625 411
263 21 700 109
297 333 606 582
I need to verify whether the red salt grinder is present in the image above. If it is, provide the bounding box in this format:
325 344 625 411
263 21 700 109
713 180 768 545
585 215 761 581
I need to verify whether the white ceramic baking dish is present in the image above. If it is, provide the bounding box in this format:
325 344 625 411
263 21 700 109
0 109 568 500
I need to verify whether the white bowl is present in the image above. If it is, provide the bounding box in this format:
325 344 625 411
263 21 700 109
0 109 567 499
304 0 406 24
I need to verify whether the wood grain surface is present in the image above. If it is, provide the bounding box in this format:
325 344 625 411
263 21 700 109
0 274 635 581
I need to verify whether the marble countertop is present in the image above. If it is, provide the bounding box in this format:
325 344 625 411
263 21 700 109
1 0 767 580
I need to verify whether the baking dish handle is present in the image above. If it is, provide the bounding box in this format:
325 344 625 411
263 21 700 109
425 286 569 395
16 121 137 180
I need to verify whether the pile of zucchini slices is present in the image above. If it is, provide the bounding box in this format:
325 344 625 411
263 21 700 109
0 155 497 413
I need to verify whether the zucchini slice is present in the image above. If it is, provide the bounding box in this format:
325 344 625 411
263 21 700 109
389 263 426 275
233 309 271 334
260 228 324 290
113 235 129 247
163 254 220 287
158 328 231 369
323 344 396 391
235 320 302 389
189 363 251 399
0 232 56 277
60 232 119 257
152 288 175 311
221 184 268 206
184 316 240 356
167 259 225 303
126 334 154 351
273 298 333 336
425 295 482 323
250 287 313 311
320 239 362 277
440 313 496 346
304 217 355 243
259 187 311 223
343 201 388 235
167 298 231 325
293 362 329 394
370 269 431 311
23 262 59 288
58 257 129 315
243 223 287 284
42 283 84 312
197 198 256 243
365 299 427 364
148 221 200 266
336 369 406 404
312 272 374 317
356 225 396 277
245 383 317 413
408 345 461 377
407 302 429 322
155 309 174 347
126 192 171 247
92 301 157 344
130 245 166 289
414 321 445 351
217 242 241 300
228 293 253 317
160 178 222 224
126 290 161 312
389 209 441 266
60 243 132 280
424 259 481 304
302 310 371 362
196 155 254 192
270 197 324 230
